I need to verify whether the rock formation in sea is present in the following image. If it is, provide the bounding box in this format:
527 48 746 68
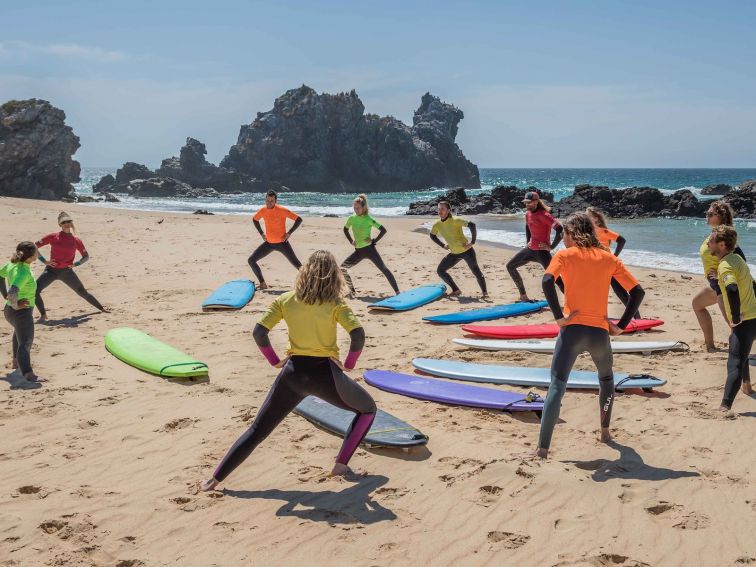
700 183 732 196
407 186 555 216
221 85 480 193
0 99 81 200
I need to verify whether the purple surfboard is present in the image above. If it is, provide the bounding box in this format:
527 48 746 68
363 370 544 412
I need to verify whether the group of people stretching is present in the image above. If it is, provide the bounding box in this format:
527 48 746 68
1 211 108 382
2 191 753 486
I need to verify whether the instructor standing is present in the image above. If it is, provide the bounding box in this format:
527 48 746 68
249 190 303 290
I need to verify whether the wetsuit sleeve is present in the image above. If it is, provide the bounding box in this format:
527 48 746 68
614 235 626 256
252 323 281 366
525 224 531 244
734 246 746 261
430 233 446 249
335 301 361 333
344 327 366 369
0 279 6 299
258 297 284 330
0 264 8 279
343 226 354 245
253 219 265 238
550 224 564 249
288 216 303 234
611 258 639 292
725 284 742 324
617 285 645 329
468 221 477 245
372 225 387 244
542 274 564 320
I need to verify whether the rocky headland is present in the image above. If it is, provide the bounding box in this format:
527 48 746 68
0 99 81 201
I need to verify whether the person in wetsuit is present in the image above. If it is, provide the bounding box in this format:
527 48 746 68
707 225 756 409
34 211 108 321
200 250 376 491
692 201 748 352
536 212 645 458
506 191 564 302
0 242 44 382
341 194 400 297
586 206 641 319
429 200 488 298
248 190 303 290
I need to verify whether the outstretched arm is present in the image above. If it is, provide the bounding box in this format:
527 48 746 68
550 225 564 249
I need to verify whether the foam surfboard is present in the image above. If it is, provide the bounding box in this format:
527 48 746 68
462 318 664 339
202 279 255 311
412 358 666 391
105 327 208 378
368 283 446 311
293 396 428 448
364 370 544 412
423 300 548 324
453 337 687 355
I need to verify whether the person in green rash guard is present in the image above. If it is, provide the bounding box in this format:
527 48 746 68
0 242 45 382
340 194 400 297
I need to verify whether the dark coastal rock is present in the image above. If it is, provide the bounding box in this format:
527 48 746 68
193 209 214 215
93 174 116 193
126 177 219 199
0 99 80 200
407 186 555 216
221 85 480 193
724 181 756 219
701 183 732 196
93 162 155 193
103 193 120 203
75 194 98 203
157 137 264 193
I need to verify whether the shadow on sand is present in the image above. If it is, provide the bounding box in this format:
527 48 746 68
1 370 43 390
38 312 98 328
224 474 396 525
565 440 701 483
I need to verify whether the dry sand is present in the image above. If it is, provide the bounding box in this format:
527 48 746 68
1 196 754 567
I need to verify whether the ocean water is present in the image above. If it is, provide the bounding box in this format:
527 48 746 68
75 167 756 275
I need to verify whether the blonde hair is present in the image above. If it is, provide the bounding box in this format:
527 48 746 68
563 212 602 249
709 201 734 226
10 241 36 263
354 194 369 215
710 224 738 252
533 199 551 213
295 250 345 304
586 206 608 229
58 211 76 234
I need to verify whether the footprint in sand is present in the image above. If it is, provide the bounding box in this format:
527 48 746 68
672 512 711 530
158 418 198 432
644 501 680 515
114 561 144 567
487 531 530 549
553 553 650 567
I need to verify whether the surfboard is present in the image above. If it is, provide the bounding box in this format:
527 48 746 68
363 370 545 412
293 396 428 448
423 300 548 324
368 283 446 311
453 337 687 354
105 327 208 378
412 358 666 391
202 279 255 311
462 318 664 339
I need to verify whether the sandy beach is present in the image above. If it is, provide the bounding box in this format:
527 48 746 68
1 196 754 567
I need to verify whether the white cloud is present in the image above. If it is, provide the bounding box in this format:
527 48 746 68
0 40 128 62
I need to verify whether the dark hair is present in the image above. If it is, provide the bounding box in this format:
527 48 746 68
10 241 36 263
710 224 738 252
563 212 602 249
709 200 734 226
266 190 278 200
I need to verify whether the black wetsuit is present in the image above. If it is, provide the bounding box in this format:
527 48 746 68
721 281 755 408
35 266 105 317
708 246 746 296
603 235 641 319
430 222 487 295
507 224 564 296
3 305 34 375
341 226 399 295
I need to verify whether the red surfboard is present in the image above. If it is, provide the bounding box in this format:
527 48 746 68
461 318 664 339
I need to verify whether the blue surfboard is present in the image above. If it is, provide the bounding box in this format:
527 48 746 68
202 279 255 311
368 283 446 311
423 300 548 324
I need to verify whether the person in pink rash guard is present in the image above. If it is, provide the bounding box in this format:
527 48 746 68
200 250 375 492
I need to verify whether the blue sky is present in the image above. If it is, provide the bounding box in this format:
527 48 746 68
2 0 755 168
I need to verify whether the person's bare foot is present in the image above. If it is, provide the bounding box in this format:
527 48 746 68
37 314 48 323
329 463 366 480
599 427 612 443
24 372 47 383
11 358 18 370
100 307 111 313
448 290 462 297
535 447 548 459
518 294 531 302
199 478 219 492
742 382 754 395
705 344 725 353
481 293 489 300
258 282 269 291
718 404 731 412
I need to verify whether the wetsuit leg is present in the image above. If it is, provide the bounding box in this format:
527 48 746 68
460 248 487 294
437 253 464 292
212 359 306 482
534 250 564 293
247 242 275 282
506 248 538 296
340 248 368 294
4 305 34 374
721 318 756 408
610 277 641 319
33 267 59 317
538 325 588 450
585 328 615 428
364 246 400 294
275 242 303 270
56 268 105 312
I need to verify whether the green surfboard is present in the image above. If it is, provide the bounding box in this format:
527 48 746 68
105 327 208 378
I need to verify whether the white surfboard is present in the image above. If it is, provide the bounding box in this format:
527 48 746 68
453 338 687 355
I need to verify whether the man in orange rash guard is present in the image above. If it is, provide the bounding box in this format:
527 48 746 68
249 190 303 289
535 212 645 459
